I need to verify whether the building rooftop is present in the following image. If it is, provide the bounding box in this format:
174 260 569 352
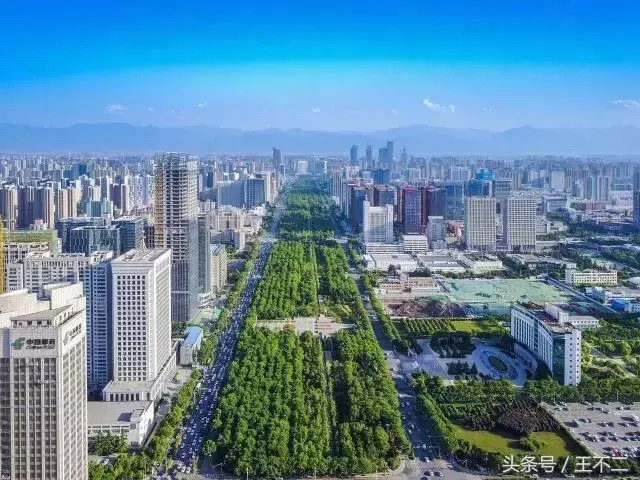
11 305 68 322
87 401 152 426
113 248 170 263
183 326 203 347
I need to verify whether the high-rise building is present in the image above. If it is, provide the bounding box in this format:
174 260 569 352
421 186 446 224
444 183 464 220
197 214 212 296
373 185 395 207
112 216 145 253
510 305 581 386
0 185 18 229
464 197 496 252
69 226 121 255
244 178 266 207
466 179 492 197
17 186 35 229
365 145 373 169
386 141 394 168
0 283 88 480
154 153 199 322
35 186 55 229
20 252 102 293
210 244 228 294
401 186 422 233
56 217 106 252
634 172 640 228
492 179 512 200
85 252 114 393
503 196 537 253
426 216 446 249
372 168 390 185
104 248 174 403
349 186 368 229
363 201 394 244
350 145 358 167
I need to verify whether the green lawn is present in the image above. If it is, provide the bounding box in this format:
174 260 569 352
454 426 584 457
449 320 506 335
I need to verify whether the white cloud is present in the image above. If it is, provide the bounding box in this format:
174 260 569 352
105 104 127 113
481 107 493 112
422 98 456 113
391 109 399 114
195 102 207 109
311 107 321 113
609 99 640 110
147 107 155 112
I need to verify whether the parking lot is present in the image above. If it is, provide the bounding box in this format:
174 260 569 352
545 402 640 458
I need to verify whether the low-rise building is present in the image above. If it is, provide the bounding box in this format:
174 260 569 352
376 272 439 299
364 243 403 254
179 326 204 365
402 234 430 255
565 269 618 286
87 401 155 447
506 254 577 271
458 253 504 274
417 254 466 274
364 253 420 272
510 304 581 386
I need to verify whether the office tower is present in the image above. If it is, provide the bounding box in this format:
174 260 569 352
85 252 114 393
55 187 70 221
112 216 144 252
447 166 471 183
510 305 581 386
272 147 283 166
372 168 390 185
255 172 273 204
197 214 212 296
110 183 131 214
20 252 104 293
17 186 35 228
143 220 155 248
373 185 395 207
349 186 368 229
154 153 199 323
401 186 422 233
97 176 112 200
244 178 266 207
444 182 464 220
571 180 584 199
0 283 88 480
550 170 565 191
503 197 537 253
466 179 492 197
426 216 446 249
378 147 388 168
104 248 174 402
0 185 18 229
386 141 394 168
56 217 106 252
492 179 512 200
69 225 122 255
350 145 358 167
210 244 228 294
216 181 246 207
634 172 640 228
475 169 495 181
365 145 373 169
421 186 446 224
363 201 394 244
86 184 102 202
464 197 496 252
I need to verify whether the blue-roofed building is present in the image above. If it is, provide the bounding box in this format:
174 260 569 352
179 326 204 365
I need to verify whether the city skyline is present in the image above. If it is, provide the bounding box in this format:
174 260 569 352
1 1 639 130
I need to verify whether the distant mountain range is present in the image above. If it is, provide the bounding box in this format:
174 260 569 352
1 122 640 155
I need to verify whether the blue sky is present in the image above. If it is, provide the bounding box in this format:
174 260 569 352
1 0 639 130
